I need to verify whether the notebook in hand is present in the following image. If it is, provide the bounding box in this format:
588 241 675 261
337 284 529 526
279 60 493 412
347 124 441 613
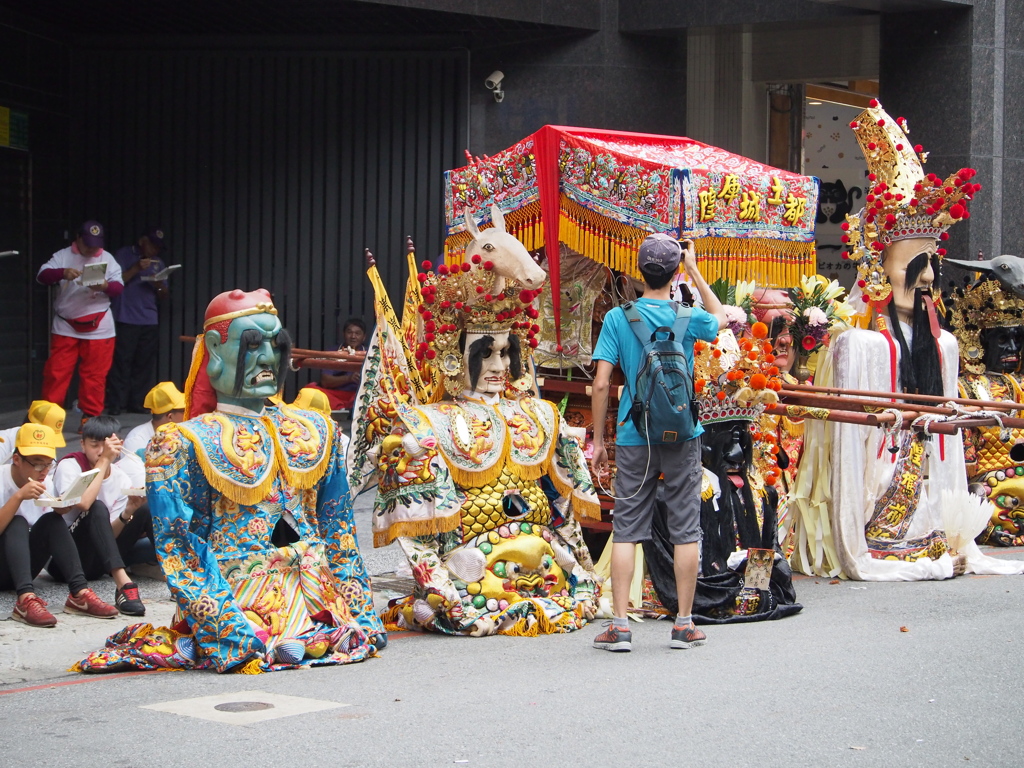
79 262 108 287
141 264 182 282
35 468 101 507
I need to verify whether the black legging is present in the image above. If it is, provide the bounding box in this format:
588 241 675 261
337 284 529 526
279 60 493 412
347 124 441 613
116 502 153 564
47 501 126 583
0 513 89 595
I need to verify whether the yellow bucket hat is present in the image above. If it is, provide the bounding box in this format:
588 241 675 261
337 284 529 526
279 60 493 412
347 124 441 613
15 423 59 459
27 400 66 447
291 387 332 416
144 382 187 415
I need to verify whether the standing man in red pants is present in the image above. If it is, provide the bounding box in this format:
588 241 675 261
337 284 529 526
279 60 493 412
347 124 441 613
36 221 124 430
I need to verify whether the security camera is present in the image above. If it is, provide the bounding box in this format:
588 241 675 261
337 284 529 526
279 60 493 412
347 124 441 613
485 71 504 90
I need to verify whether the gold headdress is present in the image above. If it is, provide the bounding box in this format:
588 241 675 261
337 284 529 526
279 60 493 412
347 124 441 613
414 260 541 397
693 324 781 425
841 100 982 305
949 279 1024 373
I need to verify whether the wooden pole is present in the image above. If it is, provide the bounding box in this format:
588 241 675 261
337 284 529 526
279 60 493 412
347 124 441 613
785 381 1024 413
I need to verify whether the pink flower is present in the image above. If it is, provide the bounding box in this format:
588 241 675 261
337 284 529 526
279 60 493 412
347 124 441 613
803 307 828 326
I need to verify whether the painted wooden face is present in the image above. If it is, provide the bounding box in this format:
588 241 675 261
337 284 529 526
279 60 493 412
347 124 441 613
981 325 1024 373
462 330 511 395
206 313 284 404
884 237 938 320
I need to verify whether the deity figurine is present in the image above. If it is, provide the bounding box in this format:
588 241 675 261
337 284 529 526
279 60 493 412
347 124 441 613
798 100 1019 580
77 289 383 674
948 274 1024 545
350 205 602 636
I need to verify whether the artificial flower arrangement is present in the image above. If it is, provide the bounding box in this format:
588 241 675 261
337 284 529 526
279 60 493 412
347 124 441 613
693 322 785 486
786 274 855 356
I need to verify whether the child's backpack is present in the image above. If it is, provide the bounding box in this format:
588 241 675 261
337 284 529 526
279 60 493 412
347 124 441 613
621 301 699 444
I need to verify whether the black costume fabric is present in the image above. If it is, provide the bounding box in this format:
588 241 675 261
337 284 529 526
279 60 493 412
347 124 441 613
643 481 802 624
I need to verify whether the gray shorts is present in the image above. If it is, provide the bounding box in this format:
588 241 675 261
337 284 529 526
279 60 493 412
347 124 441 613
611 439 702 546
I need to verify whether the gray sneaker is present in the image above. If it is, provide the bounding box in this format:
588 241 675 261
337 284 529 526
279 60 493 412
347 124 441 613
670 623 706 649
593 621 632 652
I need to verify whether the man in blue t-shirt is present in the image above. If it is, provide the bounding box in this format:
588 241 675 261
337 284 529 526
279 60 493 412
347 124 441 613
590 233 725 653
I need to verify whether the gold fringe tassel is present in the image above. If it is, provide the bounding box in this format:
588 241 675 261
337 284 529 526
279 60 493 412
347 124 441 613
444 201 545 265
445 196 816 288
183 336 206 419
372 508 463 548
230 658 265 675
268 408 334 491
497 599 578 636
442 434 511 489
546 467 602 521
695 236 816 288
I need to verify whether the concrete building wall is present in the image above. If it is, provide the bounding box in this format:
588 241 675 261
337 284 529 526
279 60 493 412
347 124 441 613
467 0 687 156
881 3 1024 268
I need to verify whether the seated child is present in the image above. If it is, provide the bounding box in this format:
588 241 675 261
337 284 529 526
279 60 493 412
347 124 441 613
50 416 146 616
0 424 117 626
0 400 67 465
121 381 185 462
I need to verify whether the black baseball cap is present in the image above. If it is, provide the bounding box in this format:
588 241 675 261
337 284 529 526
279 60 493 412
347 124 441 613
637 233 682 274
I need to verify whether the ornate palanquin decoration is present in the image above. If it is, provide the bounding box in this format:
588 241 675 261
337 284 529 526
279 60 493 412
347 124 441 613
841 100 981 305
949 279 1024 374
443 125 819 349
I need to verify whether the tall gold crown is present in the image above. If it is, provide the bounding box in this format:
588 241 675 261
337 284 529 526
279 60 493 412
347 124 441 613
841 100 982 305
414 260 541 397
949 279 1024 374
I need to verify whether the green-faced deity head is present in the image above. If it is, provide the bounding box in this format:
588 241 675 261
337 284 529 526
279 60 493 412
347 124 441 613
202 289 291 409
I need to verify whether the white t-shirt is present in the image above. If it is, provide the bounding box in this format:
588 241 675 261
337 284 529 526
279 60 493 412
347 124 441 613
53 457 129 525
122 421 155 459
37 246 123 340
0 426 19 466
1 464 56 527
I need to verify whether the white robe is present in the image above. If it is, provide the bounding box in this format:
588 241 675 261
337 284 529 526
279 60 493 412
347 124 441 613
829 326 1023 580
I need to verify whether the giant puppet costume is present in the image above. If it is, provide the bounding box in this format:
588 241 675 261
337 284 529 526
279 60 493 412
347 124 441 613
793 101 1022 580
948 274 1024 545
76 289 383 673
349 206 602 637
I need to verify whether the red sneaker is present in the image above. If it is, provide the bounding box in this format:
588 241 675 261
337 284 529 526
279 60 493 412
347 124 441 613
65 588 118 619
12 594 57 627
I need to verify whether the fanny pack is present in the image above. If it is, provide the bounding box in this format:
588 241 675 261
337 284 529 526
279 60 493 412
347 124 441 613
60 311 107 332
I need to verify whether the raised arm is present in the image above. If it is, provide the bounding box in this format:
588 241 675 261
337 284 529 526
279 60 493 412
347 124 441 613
681 239 727 330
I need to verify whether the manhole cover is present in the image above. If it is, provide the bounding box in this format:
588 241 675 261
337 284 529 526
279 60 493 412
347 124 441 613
214 701 276 713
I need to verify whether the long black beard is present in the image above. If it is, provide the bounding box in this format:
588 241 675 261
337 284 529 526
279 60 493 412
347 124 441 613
888 290 943 397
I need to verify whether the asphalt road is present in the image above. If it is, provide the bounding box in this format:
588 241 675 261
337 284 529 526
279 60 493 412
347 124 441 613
2 540 1022 767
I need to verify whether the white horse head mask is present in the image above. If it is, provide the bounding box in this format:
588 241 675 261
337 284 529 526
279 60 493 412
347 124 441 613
464 204 545 292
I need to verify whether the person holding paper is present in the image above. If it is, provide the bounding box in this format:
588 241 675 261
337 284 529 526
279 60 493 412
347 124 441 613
0 424 117 626
49 416 146 616
108 227 170 415
36 221 123 428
